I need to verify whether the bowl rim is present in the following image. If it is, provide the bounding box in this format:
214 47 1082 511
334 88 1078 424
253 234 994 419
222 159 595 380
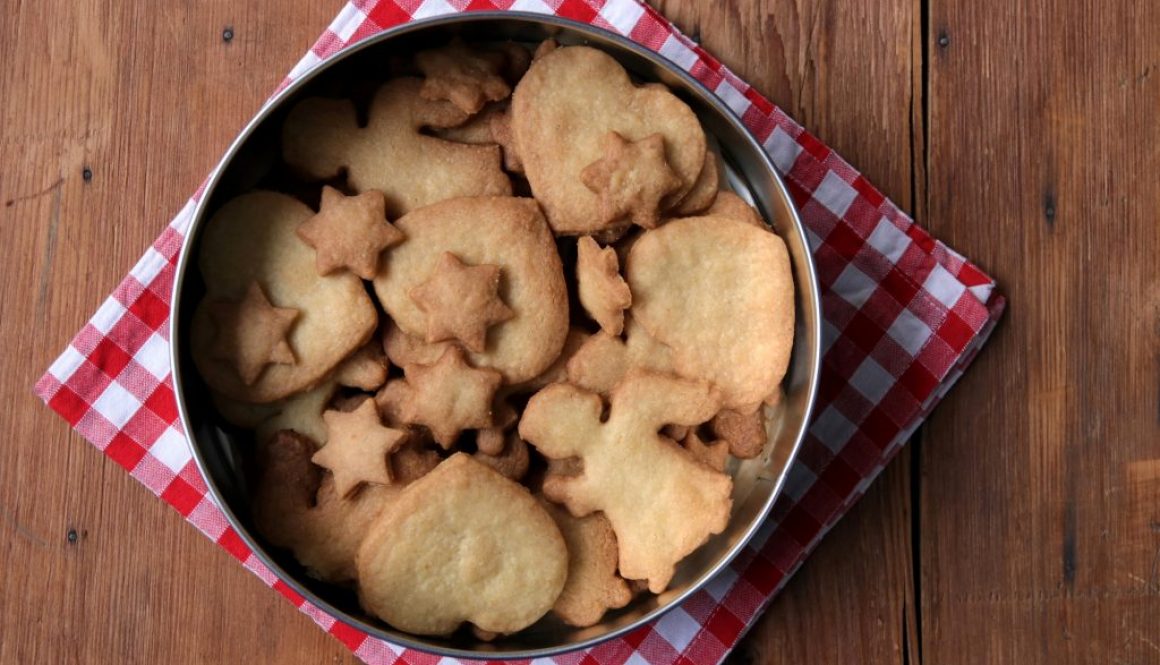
171 10 822 660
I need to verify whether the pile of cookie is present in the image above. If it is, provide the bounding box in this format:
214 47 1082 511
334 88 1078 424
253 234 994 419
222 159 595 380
191 38 795 640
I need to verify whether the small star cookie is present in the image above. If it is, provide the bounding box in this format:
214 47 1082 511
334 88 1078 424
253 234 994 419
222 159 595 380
296 186 404 280
408 251 514 353
310 400 409 497
416 39 512 115
580 131 683 230
400 346 504 448
208 281 299 385
576 236 632 336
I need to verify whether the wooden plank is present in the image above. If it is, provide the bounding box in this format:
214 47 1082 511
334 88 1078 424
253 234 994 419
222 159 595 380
648 2 920 663
0 1 358 662
920 0 1160 662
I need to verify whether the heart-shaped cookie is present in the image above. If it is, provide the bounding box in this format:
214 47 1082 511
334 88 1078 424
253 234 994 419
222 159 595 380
511 46 706 234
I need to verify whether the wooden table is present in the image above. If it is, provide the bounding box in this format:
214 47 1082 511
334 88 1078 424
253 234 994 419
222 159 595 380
2 1 1157 662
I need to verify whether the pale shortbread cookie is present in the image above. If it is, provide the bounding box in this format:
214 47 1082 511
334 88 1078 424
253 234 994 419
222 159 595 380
374 196 569 383
191 191 377 403
282 78 511 218
565 317 673 396
356 454 567 636
511 46 706 234
519 371 732 593
704 190 765 228
214 340 389 445
671 148 720 216
251 430 439 584
576 236 632 336
542 502 632 627
627 215 794 412
311 400 408 497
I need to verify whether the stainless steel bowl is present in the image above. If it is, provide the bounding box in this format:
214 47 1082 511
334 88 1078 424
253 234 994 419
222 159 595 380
171 12 821 659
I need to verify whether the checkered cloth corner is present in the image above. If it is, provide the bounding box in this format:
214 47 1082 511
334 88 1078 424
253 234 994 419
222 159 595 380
34 1 1005 663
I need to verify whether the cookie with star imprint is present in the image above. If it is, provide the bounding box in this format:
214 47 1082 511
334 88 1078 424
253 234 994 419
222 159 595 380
511 45 706 234
191 191 378 403
373 196 569 384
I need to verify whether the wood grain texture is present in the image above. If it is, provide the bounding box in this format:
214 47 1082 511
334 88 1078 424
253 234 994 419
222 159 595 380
1 0 1157 663
0 1 359 663
919 0 1160 663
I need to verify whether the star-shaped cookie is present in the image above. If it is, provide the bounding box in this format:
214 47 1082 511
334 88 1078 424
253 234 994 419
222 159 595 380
208 281 299 385
400 346 504 448
296 186 404 280
579 131 683 230
310 400 409 498
408 251 514 353
415 39 512 115
576 236 632 336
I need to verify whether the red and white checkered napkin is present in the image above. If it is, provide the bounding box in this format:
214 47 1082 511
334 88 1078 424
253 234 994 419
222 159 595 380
35 1 1005 663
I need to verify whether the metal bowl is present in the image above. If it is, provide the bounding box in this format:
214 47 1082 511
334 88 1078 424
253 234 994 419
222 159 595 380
171 11 821 659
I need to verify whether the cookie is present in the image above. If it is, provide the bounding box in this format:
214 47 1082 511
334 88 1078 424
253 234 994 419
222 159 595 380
432 102 506 145
408 251 514 353
671 148 720 216
475 397 519 456
416 39 512 115
576 236 632 336
282 78 511 218
579 131 683 230
516 327 590 393
542 502 632 627
565 317 674 396
511 45 706 234
519 370 732 592
356 454 567 636
705 190 764 228
252 430 438 584
373 196 569 383
626 215 794 412
681 430 729 472
296 186 404 280
191 191 378 403
473 431 530 482
205 282 298 386
398 346 503 448
310 400 409 497
710 408 767 459
331 341 389 392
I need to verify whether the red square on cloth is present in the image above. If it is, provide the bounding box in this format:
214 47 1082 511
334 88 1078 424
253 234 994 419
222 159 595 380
34 1 1005 663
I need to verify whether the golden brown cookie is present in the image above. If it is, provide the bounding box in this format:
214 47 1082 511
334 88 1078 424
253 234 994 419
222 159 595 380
565 317 674 396
408 252 514 353
473 431 530 481
310 400 409 497
191 192 378 403
711 408 767 459
705 190 765 228
682 430 730 472
416 39 512 115
356 454 567 636
627 215 794 412
542 502 632 627
519 370 732 592
579 132 683 230
516 327 590 393
331 341 389 392
282 79 511 218
296 186 404 280
252 430 435 584
576 236 632 336
671 149 720 216
511 46 706 234
205 281 298 386
374 196 569 383
398 346 503 448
